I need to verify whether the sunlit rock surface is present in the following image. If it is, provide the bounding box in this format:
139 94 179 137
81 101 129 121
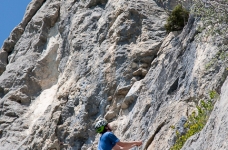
0 0 227 150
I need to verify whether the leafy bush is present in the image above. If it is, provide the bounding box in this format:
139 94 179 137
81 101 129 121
209 90 219 99
170 99 215 150
164 4 189 33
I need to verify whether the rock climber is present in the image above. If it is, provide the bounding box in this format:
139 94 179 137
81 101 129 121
95 119 142 150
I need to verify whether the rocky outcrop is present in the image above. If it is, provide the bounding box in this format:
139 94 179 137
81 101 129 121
2 0 47 53
154 0 193 10
0 0 228 150
0 0 48 76
0 50 7 75
182 78 228 150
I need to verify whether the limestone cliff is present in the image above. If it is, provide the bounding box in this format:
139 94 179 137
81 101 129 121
0 0 228 150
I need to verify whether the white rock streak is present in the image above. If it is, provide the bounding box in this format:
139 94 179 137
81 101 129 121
26 84 58 134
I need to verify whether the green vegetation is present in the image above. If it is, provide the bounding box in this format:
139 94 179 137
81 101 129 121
205 58 217 70
209 90 219 99
191 1 228 74
168 3 228 148
170 125 175 129
204 45 228 71
192 0 228 38
170 91 219 150
164 4 189 33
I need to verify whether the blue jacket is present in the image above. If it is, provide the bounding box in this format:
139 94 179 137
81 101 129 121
98 132 120 150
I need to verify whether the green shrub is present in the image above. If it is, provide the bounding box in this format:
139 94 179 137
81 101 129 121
164 4 189 33
209 90 219 99
170 99 214 150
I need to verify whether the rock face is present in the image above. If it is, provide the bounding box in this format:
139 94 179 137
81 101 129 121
154 0 193 10
182 78 228 149
0 0 228 150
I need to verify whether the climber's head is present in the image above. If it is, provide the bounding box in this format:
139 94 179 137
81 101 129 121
95 119 110 134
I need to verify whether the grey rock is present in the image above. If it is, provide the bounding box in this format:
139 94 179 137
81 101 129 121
104 110 116 120
1 0 46 53
131 62 138 69
141 68 148 77
154 0 193 10
0 0 227 150
107 96 112 101
139 63 148 68
182 78 228 150
0 50 8 75
133 68 142 76
122 81 142 109
139 42 162 57
116 85 132 95
176 116 187 135
130 77 138 85
85 0 108 8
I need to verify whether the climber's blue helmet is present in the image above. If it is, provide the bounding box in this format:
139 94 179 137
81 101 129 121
95 119 108 133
